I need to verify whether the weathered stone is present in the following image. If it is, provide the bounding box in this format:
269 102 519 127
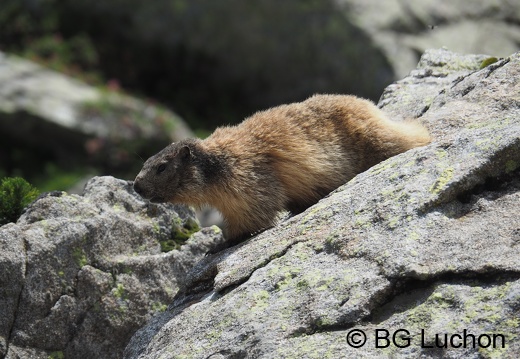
0 225 26 359
2 48 519 359
124 49 520 358
344 0 520 78
0 176 225 359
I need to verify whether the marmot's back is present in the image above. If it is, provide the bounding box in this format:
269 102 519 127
205 94 430 212
134 94 431 245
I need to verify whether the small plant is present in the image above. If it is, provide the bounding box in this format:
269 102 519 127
480 57 499 69
0 177 40 225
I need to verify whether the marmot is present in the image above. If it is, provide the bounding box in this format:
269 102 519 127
133 94 430 244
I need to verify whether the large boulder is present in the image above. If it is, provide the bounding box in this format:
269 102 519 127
0 51 192 178
0 176 225 359
124 48 520 358
344 0 520 78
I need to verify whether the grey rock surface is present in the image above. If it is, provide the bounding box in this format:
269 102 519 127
0 51 192 171
124 49 520 358
0 176 225 359
343 0 520 79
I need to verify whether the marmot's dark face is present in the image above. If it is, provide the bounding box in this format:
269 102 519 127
133 142 195 203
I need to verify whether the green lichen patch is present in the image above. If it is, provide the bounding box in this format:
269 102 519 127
72 247 88 268
370 158 398 176
429 167 454 194
159 216 201 252
376 282 520 357
251 290 270 312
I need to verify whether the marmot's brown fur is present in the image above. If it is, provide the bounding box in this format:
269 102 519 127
134 94 431 244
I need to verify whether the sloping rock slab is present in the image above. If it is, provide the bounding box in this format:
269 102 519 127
0 176 225 359
125 49 520 358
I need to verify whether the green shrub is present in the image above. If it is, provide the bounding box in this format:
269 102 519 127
0 177 40 225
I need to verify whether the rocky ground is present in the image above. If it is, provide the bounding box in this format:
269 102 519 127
1 48 519 358
124 49 520 358
0 177 225 359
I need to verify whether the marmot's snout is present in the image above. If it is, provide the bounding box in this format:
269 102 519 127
133 178 166 203
133 181 144 196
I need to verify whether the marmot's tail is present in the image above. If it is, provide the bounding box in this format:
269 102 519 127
396 119 432 149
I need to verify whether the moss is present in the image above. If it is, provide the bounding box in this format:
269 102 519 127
479 57 499 69
48 351 65 359
72 247 88 268
113 283 126 300
159 216 201 252
151 221 160 234
151 302 168 312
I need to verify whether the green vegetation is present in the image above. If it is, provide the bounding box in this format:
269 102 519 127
48 351 65 359
159 217 200 252
480 57 499 69
114 283 126 300
72 247 88 268
152 302 168 312
0 177 40 225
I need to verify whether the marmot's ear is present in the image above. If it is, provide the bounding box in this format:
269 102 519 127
178 145 191 160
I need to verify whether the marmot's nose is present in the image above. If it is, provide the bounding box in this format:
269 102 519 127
133 181 143 195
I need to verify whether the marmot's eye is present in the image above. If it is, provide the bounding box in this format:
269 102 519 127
157 164 167 174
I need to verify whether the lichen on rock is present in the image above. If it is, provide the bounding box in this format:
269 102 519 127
0 176 225 359
123 49 520 359
1 48 519 359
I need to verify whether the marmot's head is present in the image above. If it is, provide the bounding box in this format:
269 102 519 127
133 139 204 204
